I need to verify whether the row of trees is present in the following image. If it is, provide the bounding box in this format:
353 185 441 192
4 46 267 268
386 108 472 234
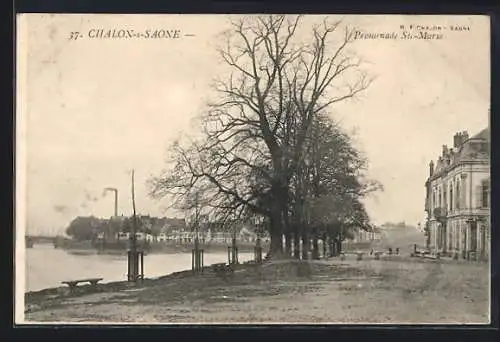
149 15 382 259
65 216 163 241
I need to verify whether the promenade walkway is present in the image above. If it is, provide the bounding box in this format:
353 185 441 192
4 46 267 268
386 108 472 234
24 256 489 324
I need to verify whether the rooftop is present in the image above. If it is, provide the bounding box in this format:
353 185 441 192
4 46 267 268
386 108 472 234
470 127 490 140
428 126 489 181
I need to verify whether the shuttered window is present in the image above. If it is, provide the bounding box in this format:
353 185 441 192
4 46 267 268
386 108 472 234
476 185 482 209
481 180 490 208
449 185 453 210
470 221 478 252
461 177 467 209
443 184 447 210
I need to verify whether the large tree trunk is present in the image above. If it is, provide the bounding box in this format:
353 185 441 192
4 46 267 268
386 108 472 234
336 237 342 255
312 234 320 260
282 196 292 258
266 181 285 258
270 231 283 257
293 226 301 259
285 231 292 257
269 204 284 257
267 172 288 259
322 234 327 259
301 231 309 260
328 238 335 257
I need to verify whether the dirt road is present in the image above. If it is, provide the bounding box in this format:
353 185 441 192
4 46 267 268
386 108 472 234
24 256 489 324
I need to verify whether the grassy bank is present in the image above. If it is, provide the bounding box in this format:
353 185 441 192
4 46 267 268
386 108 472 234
23 255 489 324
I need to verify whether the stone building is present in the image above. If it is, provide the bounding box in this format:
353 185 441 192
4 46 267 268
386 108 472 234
424 127 490 260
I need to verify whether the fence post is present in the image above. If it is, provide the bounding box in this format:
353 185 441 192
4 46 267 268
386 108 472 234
191 249 195 272
201 249 204 272
127 251 131 281
140 251 144 282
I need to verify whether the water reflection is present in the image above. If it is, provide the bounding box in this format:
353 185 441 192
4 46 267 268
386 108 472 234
25 244 254 292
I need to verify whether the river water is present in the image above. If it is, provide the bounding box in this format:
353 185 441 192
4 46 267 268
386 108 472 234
25 244 254 292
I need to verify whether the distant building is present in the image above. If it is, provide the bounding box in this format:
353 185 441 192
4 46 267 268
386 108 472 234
157 233 168 242
424 127 490 260
352 225 381 242
94 216 260 244
99 231 151 241
372 226 382 241
159 221 259 244
162 218 187 233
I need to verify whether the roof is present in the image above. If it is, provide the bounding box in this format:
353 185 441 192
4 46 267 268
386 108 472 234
162 218 187 232
470 127 490 141
456 127 489 162
428 126 489 181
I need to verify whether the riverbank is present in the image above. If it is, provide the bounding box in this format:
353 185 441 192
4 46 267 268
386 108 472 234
23 255 490 324
25 246 257 292
55 241 270 255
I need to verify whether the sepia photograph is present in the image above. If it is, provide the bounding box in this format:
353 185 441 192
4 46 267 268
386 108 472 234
15 14 491 324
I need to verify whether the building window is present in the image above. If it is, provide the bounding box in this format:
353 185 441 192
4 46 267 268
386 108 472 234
471 221 478 252
449 186 453 211
481 180 489 208
479 142 488 153
480 225 487 256
443 184 448 210
455 182 460 209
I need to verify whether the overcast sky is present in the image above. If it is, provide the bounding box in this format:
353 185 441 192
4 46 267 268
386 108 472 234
17 14 490 235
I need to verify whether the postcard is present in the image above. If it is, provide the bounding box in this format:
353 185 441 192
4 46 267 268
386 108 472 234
15 13 491 325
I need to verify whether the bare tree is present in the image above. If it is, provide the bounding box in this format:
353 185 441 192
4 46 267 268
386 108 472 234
150 15 372 257
289 113 382 259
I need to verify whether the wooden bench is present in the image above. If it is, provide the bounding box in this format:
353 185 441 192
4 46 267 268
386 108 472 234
62 277 103 289
411 250 430 258
212 263 234 277
467 251 478 261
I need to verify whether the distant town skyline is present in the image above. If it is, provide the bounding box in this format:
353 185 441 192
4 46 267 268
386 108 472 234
18 14 490 235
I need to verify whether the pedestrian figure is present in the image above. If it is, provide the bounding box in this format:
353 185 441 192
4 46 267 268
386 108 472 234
396 248 399 255
388 247 392 255
370 249 373 255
